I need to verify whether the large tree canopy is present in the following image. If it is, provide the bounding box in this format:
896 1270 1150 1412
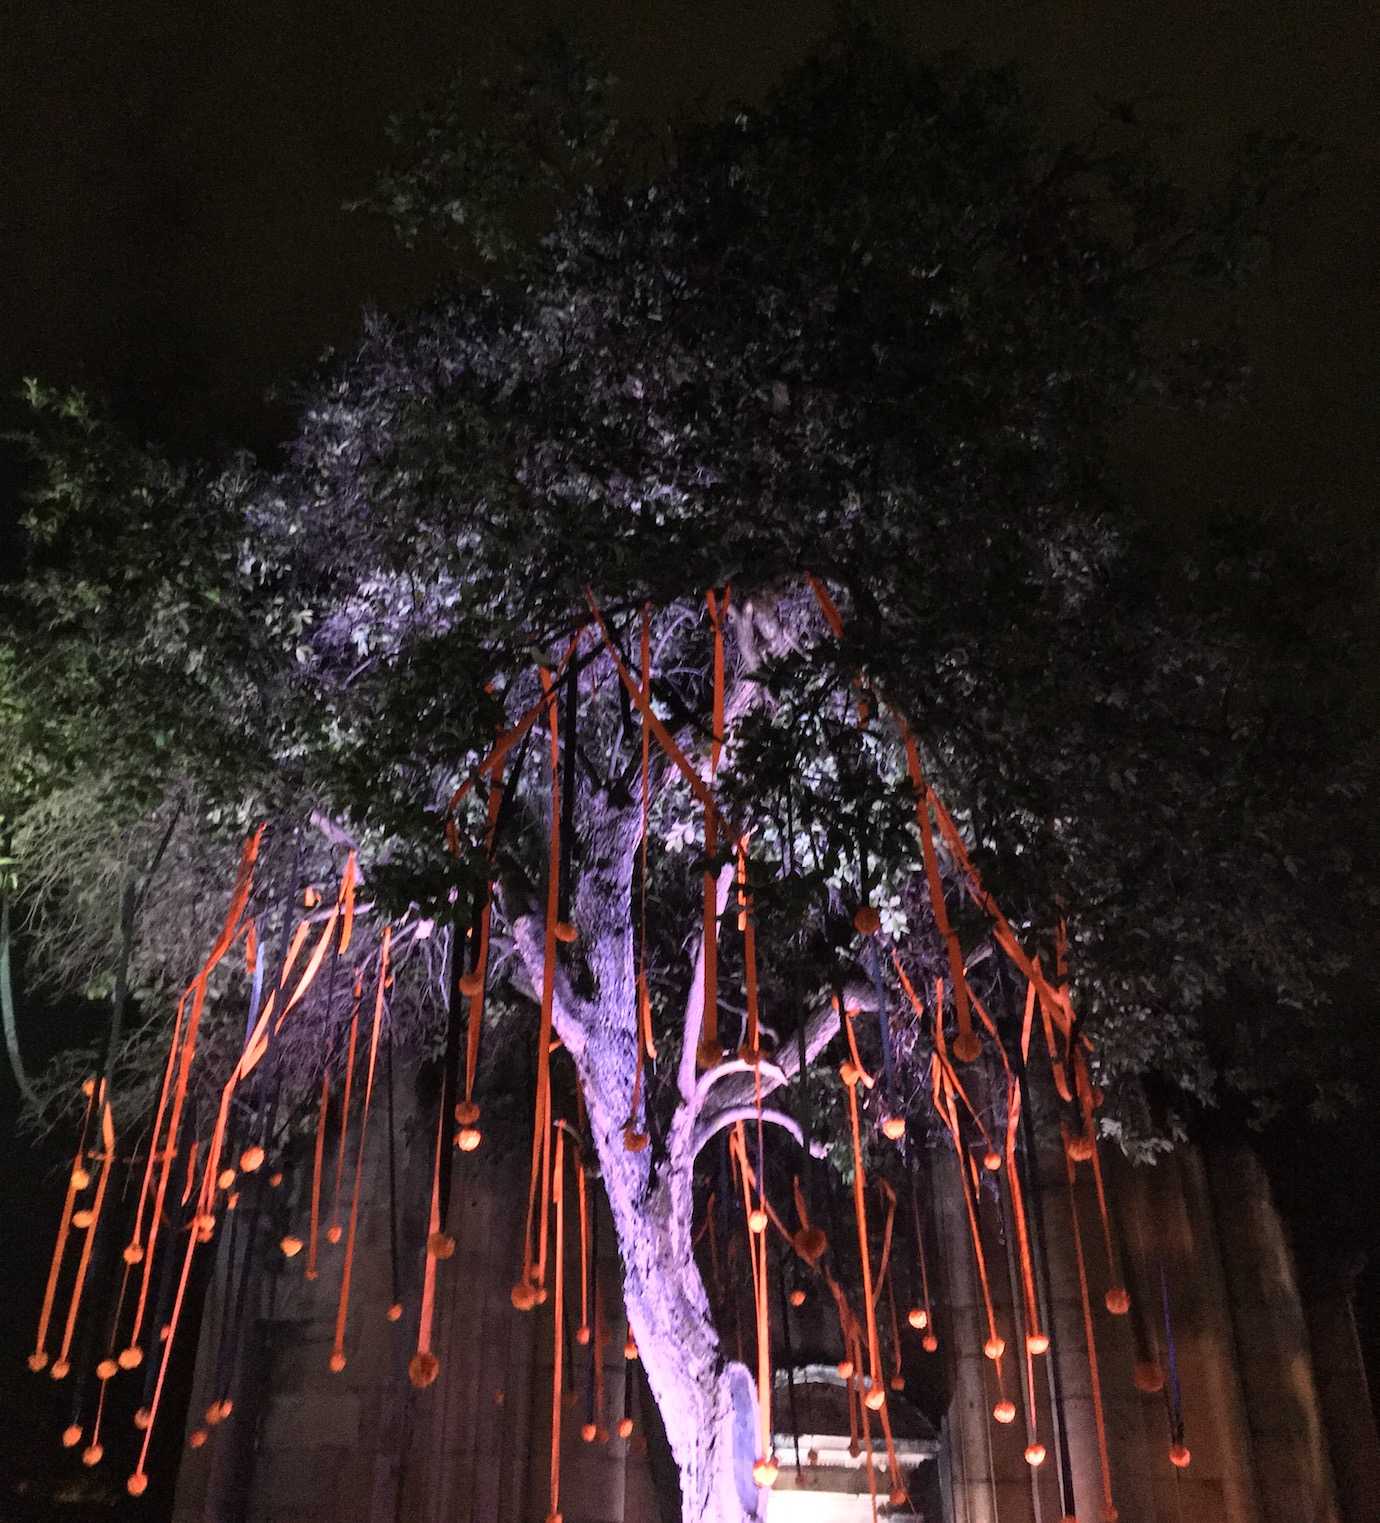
4 31 1368 1130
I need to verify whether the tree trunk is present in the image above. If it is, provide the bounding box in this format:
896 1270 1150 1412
598 1110 765 1523
511 786 765 1523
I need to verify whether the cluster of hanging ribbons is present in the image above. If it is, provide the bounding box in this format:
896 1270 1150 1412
26 573 1187 1519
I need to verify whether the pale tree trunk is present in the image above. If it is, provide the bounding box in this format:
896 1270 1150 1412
510 786 769 1523
504 620 846 1522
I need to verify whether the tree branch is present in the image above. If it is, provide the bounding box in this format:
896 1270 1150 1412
676 862 739 1105
692 1105 826 1158
695 995 845 1135
509 909 589 1057
692 1056 789 1109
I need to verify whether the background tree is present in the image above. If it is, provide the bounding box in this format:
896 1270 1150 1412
2 24 1373 1521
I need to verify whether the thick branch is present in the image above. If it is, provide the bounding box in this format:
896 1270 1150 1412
676 862 739 1105
696 996 843 1135
692 1104 826 1158
692 1057 788 1109
509 909 589 1057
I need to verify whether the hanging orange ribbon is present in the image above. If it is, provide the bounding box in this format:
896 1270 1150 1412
931 1014 1008 1394
901 733 979 1062
1067 1152 1117 1518
517 669 563 1303
127 828 262 1357
442 634 582 825
731 1124 774 1479
330 928 391 1372
124 989 187 1271
53 1087 116 1375
699 589 729 1067
576 1156 591 1342
637 604 655 1060
805 573 1079 1071
305 1069 330 1280
457 775 505 1140
907 1166 936 1342
738 837 762 1059
30 1077 98 1372
409 1098 448 1389
585 594 719 820
842 1068 885 1409
547 1128 567 1523
325 983 362 1244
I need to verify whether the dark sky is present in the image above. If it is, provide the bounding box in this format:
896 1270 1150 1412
3 0 1377 525
2 0 1377 1513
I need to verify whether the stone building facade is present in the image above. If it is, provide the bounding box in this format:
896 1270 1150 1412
173 1114 1378 1523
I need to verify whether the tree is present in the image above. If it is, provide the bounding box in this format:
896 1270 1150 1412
3 25 1373 1521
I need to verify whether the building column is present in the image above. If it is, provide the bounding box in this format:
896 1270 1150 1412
1116 1147 1259 1523
1301 1254 1380 1523
1206 1145 1340 1523
1031 1141 1156 1523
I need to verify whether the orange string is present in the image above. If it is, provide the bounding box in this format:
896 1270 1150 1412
326 986 362 1241
804 576 1073 1065
884 1241 903 1382
932 1050 1005 1386
461 779 505 1116
841 1004 875 1090
536 1077 554 1292
876 1384 908 1504
872 1180 897 1301
548 1129 566 1522
700 816 719 1064
593 1276 607 1434
442 633 581 823
129 828 261 1351
130 1217 196 1491
1075 1048 1125 1304
805 573 846 638
274 882 346 1031
412 1099 447 1381
706 587 729 774
894 961 992 1152
754 1186 771 1466
519 670 563 1296
637 604 654 1064
1002 981 1047 1352
306 1068 330 1280
31 1077 98 1369
701 594 731 1071
132 1087 226 1492
705 1192 723 1304
55 1088 115 1372
902 736 977 1059
909 1174 935 1334
576 1158 590 1338
125 990 186 1265
1067 1154 1117 1519
331 929 391 1370
857 1336 880 1523
738 838 761 1056
730 1125 773 1464
585 593 719 819
843 1076 885 1403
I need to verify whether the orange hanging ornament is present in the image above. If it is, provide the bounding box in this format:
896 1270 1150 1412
330 929 392 1375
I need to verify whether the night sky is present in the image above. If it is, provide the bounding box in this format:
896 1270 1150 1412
2 0 1376 1514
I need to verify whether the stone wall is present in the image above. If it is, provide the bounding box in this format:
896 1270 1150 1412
173 1112 664 1523
173 1108 1378 1523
